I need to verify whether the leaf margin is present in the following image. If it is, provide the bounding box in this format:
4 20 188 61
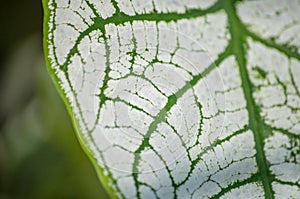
42 0 118 198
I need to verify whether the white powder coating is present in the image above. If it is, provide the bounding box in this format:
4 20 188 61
45 0 300 198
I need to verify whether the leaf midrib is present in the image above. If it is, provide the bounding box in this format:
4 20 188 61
223 0 274 198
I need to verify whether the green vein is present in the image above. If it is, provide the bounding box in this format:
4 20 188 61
223 0 275 198
92 27 112 132
177 126 249 187
211 173 260 199
55 1 223 72
264 124 300 140
104 2 222 25
132 47 230 198
274 179 300 189
246 29 300 62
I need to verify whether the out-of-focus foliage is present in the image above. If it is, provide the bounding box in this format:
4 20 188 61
0 35 109 199
0 1 108 199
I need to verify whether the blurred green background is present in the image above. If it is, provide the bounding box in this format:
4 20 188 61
0 1 109 198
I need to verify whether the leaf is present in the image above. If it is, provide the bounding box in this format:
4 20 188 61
42 0 300 198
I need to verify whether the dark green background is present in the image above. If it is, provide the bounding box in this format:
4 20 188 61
0 1 108 198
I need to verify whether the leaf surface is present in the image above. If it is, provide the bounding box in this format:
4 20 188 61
43 0 300 198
